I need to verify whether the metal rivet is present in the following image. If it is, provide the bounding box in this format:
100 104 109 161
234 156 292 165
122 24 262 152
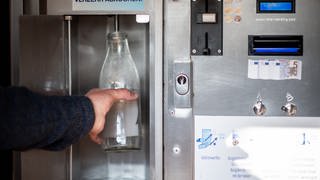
170 109 175 116
173 146 181 154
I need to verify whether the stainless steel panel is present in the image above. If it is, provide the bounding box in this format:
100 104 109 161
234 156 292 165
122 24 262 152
21 150 68 180
164 0 320 180
23 0 40 15
164 0 193 179
18 15 69 180
11 2 25 180
19 16 67 94
193 0 320 116
10 0 23 87
147 0 163 179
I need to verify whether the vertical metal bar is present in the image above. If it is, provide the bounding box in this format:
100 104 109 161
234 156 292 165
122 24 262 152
65 15 73 180
10 0 23 86
66 16 72 96
39 0 47 15
149 0 163 179
11 2 24 179
23 0 39 15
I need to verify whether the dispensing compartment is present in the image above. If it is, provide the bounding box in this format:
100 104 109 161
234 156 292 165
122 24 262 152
248 35 303 56
17 14 151 180
70 15 150 180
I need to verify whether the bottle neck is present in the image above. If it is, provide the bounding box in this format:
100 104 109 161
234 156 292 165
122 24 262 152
108 39 130 55
107 32 130 57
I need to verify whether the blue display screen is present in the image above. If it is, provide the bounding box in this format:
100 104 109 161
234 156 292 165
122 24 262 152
260 2 293 11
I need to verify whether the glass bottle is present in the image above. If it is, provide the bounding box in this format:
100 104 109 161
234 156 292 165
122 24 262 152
99 31 141 151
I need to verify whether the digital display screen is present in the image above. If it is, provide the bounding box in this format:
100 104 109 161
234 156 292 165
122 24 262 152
260 2 293 11
257 0 295 13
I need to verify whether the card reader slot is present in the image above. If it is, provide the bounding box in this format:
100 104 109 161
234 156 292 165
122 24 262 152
254 40 300 43
248 35 303 56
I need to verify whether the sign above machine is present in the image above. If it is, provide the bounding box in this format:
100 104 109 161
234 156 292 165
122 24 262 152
72 0 144 11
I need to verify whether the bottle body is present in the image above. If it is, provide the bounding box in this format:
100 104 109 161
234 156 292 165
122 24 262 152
99 32 141 151
102 100 139 150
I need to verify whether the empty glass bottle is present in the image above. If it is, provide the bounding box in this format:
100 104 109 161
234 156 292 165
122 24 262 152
99 31 141 151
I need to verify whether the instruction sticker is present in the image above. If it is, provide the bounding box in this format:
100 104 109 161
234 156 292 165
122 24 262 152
195 116 320 180
72 0 144 11
248 59 302 80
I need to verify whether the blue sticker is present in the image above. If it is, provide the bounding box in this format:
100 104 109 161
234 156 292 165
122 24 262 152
73 0 144 11
196 129 218 149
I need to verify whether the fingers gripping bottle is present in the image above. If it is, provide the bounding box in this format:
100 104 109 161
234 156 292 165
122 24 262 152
99 31 141 151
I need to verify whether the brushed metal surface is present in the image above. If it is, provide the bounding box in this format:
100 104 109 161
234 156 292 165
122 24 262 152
164 0 320 180
193 0 320 117
164 0 193 180
19 15 69 180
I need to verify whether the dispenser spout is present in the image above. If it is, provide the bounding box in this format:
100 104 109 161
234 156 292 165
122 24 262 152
115 15 119 32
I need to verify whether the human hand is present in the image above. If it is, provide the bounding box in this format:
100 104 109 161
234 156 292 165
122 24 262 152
85 88 138 144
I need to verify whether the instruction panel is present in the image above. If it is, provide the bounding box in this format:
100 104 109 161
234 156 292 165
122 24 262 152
195 116 320 180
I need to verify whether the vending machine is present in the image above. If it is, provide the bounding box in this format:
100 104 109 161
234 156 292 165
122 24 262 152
11 0 320 180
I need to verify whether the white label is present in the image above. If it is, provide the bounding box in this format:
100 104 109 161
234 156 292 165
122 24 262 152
195 116 320 180
202 13 216 23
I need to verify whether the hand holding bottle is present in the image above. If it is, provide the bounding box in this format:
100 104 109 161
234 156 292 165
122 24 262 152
98 32 142 151
85 88 138 144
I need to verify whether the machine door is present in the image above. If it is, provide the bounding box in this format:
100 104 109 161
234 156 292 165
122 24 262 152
164 0 320 180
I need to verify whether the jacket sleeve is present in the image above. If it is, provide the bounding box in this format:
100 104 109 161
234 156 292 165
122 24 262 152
0 86 95 151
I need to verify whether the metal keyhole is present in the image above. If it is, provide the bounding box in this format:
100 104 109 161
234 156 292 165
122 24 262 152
175 74 189 95
178 75 187 85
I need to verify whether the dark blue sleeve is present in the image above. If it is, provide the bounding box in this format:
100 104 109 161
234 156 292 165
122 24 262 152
0 86 95 151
